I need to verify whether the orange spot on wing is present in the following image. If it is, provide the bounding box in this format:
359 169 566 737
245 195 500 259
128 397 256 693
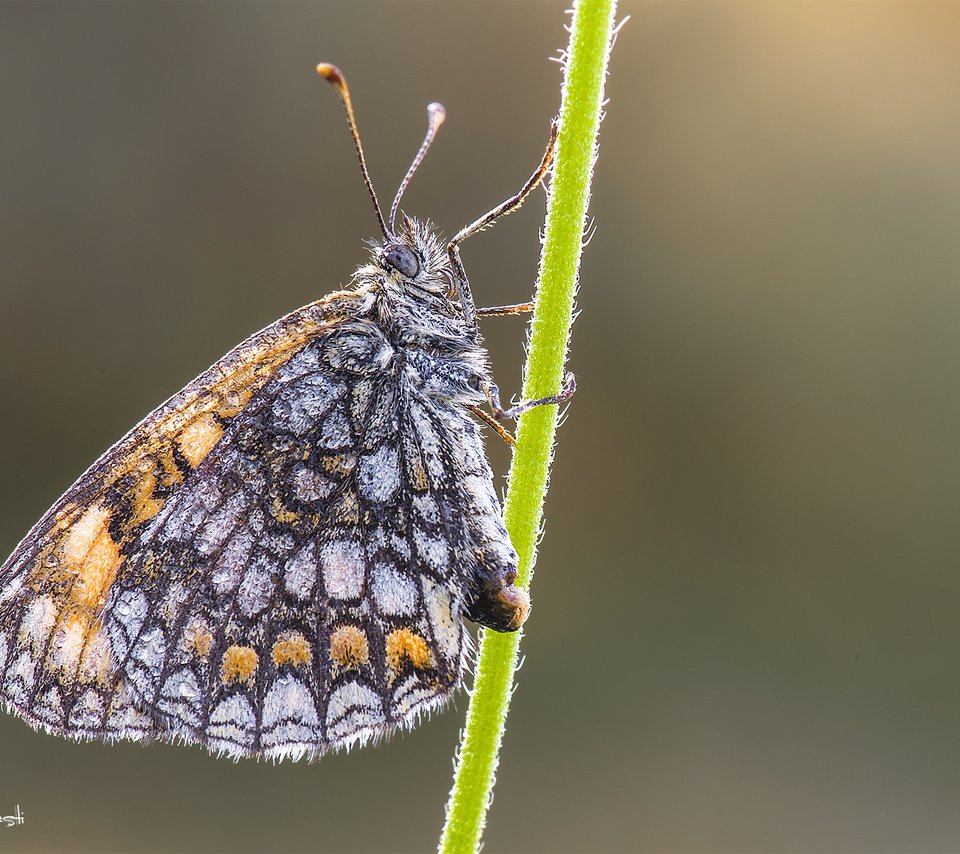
178 412 224 468
127 468 164 528
217 388 254 419
385 628 434 673
61 504 123 610
221 645 259 686
329 625 369 670
272 631 313 668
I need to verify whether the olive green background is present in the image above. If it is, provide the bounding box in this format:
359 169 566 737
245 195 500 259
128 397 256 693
2 2 960 852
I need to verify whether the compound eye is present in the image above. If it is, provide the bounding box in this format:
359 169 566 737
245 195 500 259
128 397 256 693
383 243 420 278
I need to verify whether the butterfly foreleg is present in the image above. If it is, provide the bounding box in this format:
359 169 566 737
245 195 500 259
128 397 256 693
466 405 516 446
475 301 534 318
484 371 576 422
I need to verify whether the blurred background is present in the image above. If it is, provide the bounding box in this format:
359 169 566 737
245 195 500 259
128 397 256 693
2 2 960 852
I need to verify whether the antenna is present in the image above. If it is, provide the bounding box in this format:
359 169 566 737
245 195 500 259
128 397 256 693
389 102 446 235
316 63 390 239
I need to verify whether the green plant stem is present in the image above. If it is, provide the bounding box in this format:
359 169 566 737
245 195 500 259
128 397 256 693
437 2 618 852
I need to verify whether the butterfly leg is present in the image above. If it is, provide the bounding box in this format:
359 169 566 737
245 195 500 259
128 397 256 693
485 371 577 421
448 121 559 327
468 405 516 446
476 301 534 317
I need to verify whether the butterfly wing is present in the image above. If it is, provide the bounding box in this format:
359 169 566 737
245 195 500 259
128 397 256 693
0 297 339 736
101 329 474 760
0 290 490 760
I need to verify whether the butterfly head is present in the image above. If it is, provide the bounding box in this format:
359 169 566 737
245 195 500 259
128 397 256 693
375 213 451 284
376 216 457 300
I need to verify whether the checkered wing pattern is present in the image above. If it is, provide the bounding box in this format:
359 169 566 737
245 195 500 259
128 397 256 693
0 287 514 760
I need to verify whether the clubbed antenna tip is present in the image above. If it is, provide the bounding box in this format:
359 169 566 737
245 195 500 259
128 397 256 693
316 62 390 239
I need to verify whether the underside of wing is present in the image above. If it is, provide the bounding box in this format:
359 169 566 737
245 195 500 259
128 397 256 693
0 289 489 761
0 293 362 751
95 331 475 760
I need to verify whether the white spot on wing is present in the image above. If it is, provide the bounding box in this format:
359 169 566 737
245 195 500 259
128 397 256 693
0 573 25 605
261 675 321 757
237 553 276 618
127 627 166 698
18 594 59 653
263 675 319 727
371 563 418 616
105 683 154 738
422 576 461 663
208 694 256 752
319 406 352 450
68 689 105 729
35 686 65 725
325 680 384 738
463 474 500 513
321 541 365 600
196 492 246 556
212 528 254 595
284 542 317 601
411 402 447 481
358 444 400 504
272 374 346 436
460 426 489 476
277 345 322 380
159 668 202 728
4 652 36 703
163 480 223 541
108 589 148 658
412 527 449 572
160 581 190 625
391 533 411 560
392 674 446 718
49 618 88 673
412 493 440 525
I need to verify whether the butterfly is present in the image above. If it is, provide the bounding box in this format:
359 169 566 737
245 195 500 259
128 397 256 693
0 65 574 761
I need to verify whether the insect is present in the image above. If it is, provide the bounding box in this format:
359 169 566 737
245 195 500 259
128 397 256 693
0 64 574 761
